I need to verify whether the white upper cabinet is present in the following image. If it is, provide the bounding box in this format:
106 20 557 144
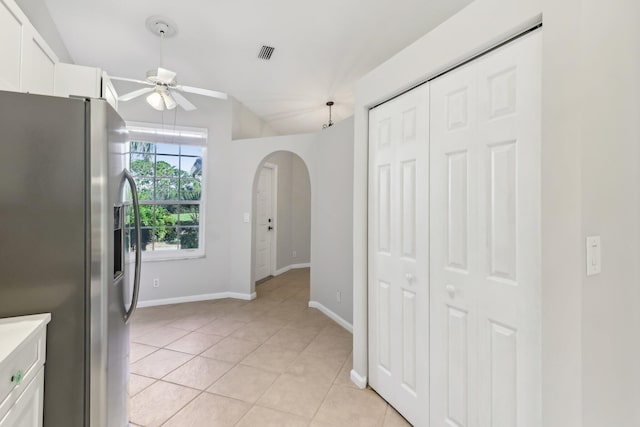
0 0 59 95
54 63 119 110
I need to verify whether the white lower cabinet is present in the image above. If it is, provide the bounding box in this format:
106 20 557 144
0 314 50 427
0 368 44 427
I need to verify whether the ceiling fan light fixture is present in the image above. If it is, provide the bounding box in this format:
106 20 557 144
146 91 165 111
161 91 177 110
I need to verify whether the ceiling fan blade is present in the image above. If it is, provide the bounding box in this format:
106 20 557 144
157 67 177 84
110 76 154 86
118 87 155 101
171 91 197 111
176 85 228 100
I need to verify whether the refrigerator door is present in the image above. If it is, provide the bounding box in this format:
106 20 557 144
0 91 88 427
87 99 132 427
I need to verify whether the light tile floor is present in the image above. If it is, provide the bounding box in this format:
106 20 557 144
128 268 412 427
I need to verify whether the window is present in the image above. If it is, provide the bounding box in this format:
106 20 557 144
124 123 207 259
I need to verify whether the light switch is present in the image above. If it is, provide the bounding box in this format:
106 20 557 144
243 212 250 223
586 236 601 276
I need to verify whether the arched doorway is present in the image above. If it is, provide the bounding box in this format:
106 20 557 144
250 151 311 291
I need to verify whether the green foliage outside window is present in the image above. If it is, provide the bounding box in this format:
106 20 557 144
127 141 203 252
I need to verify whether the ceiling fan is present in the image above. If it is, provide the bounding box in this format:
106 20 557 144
111 17 227 112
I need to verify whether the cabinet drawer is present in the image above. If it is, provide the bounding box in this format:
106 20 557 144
0 367 44 427
0 328 45 421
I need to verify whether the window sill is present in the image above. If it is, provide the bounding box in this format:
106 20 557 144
136 251 206 263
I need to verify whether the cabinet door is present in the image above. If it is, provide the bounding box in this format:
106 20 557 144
21 28 57 95
0 0 28 91
0 368 44 427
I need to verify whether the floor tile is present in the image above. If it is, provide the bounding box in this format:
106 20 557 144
235 405 310 427
240 343 300 373
313 385 387 427
162 392 251 427
264 326 318 352
131 326 190 347
129 381 199 427
129 342 159 364
166 312 218 331
128 374 155 397
383 405 413 426
257 373 331 418
332 353 358 389
130 349 193 379
197 317 248 336
208 364 277 403
230 320 285 343
200 337 260 363
287 352 345 383
163 356 234 390
165 331 224 355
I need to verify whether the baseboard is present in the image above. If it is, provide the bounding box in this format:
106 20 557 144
274 262 311 276
137 291 257 308
350 369 367 389
308 300 353 333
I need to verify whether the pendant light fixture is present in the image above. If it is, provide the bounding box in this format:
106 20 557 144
322 101 334 129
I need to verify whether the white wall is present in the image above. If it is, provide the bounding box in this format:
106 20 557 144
579 0 640 425
231 97 279 140
310 118 354 324
117 99 235 303
229 133 316 295
352 0 640 425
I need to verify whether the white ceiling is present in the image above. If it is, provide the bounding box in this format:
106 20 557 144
44 0 473 135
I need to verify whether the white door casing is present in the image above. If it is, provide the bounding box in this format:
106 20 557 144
368 84 429 427
255 164 276 281
430 30 541 427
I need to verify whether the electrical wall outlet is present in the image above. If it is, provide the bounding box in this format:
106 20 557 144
153 278 160 288
292 250 297 258
337 291 341 303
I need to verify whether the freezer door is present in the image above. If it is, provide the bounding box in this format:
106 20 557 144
87 99 131 427
0 91 88 427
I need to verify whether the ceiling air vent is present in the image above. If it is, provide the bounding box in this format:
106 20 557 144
258 45 275 60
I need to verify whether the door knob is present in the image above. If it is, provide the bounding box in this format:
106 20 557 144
405 273 415 284
445 284 456 298
268 226 273 231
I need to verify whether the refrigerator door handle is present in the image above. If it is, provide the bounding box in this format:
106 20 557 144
122 169 142 324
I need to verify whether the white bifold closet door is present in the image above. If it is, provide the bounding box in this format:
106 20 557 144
430 31 541 427
368 84 429 427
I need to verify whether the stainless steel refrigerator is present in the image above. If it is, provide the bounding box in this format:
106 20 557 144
0 90 142 427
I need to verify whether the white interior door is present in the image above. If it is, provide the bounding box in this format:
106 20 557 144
368 84 429 426
255 165 274 281
430 31 541 427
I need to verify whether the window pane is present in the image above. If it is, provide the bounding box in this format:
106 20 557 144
156 143 179 155
136 178 154 201
181 145 202 156
156 155 179 177
180 156 202 179
126 227 154 252
179 205 200 226
154 204 178 228
130 142 155 154
156 178 179 201
179 227 199 249
154 227 178 251
180 179 201 201
130 154 154 177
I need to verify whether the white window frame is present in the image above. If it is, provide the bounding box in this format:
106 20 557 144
126 121 208 262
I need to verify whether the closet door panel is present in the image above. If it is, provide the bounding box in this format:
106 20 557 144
368 84 429 427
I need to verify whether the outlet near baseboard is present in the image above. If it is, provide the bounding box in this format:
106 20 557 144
153 278 160 288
